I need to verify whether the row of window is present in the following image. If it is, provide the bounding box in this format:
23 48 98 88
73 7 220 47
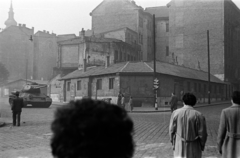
66 78 115 91
187 82 223 94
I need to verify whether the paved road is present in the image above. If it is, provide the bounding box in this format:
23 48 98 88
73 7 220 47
0 99 229 158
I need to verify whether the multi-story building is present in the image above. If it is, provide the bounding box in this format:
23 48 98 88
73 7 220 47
90 0 153 61
0 1 76 81
168 0 240 90
55 29 140 76
145 6 170 62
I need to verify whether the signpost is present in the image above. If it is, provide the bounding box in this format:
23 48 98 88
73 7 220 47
153 78 159 110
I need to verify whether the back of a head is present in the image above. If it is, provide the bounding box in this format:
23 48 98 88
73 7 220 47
15 91 19 97
182 92 197 106
231 91 240 105
51 99 134 158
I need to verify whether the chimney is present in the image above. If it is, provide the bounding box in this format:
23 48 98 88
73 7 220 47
83 58 87 72
80 28 85 37
105 56 110 68
23 24 26 27
18 24 21 27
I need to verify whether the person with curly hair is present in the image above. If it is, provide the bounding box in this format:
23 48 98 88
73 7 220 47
51 99 135 158
169 92 208 158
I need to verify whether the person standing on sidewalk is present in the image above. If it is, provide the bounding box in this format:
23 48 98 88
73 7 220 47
129 96 133 112
11 91 24 126
117 92 122 107
121 94 125 109
169 93 208 158
217 91 240 158
169 93 178 113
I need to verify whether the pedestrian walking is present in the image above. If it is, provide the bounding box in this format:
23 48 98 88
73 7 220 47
121 94 125 109
169 93 178 113
11 91 24 126
129 96 133 112
51 99 134 158
169 92 208 158
217 91 240 158
117 92 122 107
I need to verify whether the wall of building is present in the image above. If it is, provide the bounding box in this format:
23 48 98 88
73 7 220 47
169 0 224 75
33 31 58 80
224 0 240 84
0 24 34 81
156 19 170 62
91 0 152 61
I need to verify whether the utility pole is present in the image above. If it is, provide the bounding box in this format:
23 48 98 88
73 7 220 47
153 14 158 110
207 30 211 104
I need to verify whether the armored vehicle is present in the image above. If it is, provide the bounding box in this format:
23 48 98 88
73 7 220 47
9 82 52 108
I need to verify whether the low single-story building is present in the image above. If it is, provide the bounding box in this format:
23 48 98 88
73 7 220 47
59 60 229 107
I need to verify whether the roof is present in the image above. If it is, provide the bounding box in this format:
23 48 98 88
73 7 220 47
60 61 224 84
145 6 169 18
58 36 122 45
98 27 137 35
3 79 48 86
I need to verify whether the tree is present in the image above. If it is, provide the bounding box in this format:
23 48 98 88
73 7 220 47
0 62 9 86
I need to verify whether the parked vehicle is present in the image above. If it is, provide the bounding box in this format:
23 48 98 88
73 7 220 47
9 82 52 108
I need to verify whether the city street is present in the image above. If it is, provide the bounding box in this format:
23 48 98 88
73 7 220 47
0 99 229 158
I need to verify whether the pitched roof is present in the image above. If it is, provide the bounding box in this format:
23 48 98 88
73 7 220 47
60 61 224 84
145 6 169 18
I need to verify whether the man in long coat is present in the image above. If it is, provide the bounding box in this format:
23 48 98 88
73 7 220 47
170 93 178 113
217 91 240 158
11 91 24 126
169 93 208 158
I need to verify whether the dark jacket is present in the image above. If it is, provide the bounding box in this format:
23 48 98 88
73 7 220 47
170 95 178 109
12 97 24 112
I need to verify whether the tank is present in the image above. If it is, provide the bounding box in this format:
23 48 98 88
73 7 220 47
9 82 52 108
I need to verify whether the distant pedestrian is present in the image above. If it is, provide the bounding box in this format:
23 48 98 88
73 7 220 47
129 96 133 112
217 91 240 158
11 91 24 126
169 92 208 158
169 93 178 113
117 92 122 107
121 94 125 109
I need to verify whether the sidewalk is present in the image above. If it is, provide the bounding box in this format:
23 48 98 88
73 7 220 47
52 100 231 113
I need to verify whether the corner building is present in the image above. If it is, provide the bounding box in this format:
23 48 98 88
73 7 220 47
169 0 240 90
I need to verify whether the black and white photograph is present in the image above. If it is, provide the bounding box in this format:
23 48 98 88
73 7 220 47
0 0 240 157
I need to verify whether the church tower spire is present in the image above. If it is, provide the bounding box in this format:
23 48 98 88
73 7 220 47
4 0 17 28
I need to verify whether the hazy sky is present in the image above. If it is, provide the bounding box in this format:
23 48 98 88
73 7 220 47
1 0 240 35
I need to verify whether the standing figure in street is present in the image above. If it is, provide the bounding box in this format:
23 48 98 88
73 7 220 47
121 94 125 109
11 91 24 126
217 91 240 158
129 96 133 112
169 93 178 113
117 92 122 107
169 93 208 158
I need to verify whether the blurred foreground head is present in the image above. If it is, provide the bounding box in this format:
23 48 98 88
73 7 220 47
231 91 240 105
51 99 135 158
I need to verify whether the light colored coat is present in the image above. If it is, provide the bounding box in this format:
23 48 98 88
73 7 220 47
217 104 240 158
169 105 208 158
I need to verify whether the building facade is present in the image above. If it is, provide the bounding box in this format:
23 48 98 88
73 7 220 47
59 61 228 106
168 0 240 89
90 0 153 61
55 29 140 76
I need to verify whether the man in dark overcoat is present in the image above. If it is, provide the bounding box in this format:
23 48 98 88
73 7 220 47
169 93 178 113
217 91 240 158
11 91 24 126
